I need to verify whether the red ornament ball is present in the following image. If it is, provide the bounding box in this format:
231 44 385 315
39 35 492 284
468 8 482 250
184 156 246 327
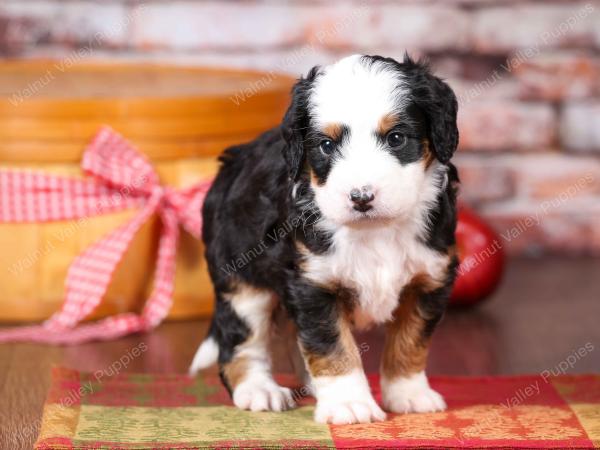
450 206 506 306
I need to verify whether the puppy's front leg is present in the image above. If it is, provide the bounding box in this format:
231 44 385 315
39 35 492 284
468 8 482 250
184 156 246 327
380 277 449 414
292 285 386 424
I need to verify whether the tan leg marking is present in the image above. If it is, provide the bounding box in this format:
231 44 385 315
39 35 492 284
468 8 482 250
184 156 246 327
302 311 362 378
222 282 295 412
380 273 447 413
222 356 249 390
300 305 386 424
381 274 440 379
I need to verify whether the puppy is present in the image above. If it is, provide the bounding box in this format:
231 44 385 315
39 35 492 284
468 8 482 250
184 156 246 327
189 54 459 425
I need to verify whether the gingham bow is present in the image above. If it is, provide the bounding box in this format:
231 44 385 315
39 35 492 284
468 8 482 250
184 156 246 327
0 127 213 344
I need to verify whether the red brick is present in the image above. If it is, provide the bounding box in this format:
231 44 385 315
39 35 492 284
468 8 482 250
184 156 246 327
453 77 520 106
0 14 37 56
481 201 600 256
513 52 600 100
561 103 600 152
469 154 600 255
335 5 470 52
0 1 129 51
454 155 515 205
472 3 599 53
443 0 521 3
458 102 557 152
508 154 600 199
432 55 514 81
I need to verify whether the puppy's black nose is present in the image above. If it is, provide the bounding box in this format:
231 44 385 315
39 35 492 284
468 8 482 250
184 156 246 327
350 186 375 212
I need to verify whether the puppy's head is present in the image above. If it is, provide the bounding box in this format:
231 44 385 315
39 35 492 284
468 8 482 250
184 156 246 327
282 54 458 226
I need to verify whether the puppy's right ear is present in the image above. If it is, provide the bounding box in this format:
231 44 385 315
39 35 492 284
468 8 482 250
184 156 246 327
281 66 319 181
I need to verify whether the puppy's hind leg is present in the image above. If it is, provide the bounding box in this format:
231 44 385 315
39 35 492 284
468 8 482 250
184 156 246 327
218 283 295 412
272 307 310 387
189 322 220 375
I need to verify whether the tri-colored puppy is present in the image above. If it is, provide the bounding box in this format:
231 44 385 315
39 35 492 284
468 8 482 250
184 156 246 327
189 54 459 425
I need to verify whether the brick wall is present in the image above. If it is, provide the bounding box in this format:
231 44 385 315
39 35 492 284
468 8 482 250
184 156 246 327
1 0 600 255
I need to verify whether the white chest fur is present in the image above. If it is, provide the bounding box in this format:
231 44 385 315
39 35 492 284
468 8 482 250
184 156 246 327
303 221 449 328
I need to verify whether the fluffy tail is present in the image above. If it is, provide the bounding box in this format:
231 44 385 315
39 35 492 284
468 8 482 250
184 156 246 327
188 335 219 376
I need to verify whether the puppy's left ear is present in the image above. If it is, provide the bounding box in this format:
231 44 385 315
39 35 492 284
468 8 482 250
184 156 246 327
281 66 319 181
411 61 459 164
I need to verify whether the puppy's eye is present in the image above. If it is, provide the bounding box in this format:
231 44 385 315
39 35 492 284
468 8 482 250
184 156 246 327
386 132 406 148
319 139 335 155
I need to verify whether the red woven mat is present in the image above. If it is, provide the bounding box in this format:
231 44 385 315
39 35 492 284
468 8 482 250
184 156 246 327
36 367 600 449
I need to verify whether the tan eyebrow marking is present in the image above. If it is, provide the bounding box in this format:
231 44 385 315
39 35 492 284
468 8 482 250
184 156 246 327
377 112 399 136
323 123 343 141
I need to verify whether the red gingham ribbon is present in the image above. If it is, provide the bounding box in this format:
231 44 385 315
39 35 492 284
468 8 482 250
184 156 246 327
0 127 213 344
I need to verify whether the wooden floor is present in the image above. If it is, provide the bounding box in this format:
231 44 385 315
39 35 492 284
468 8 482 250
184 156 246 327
1 257 599 449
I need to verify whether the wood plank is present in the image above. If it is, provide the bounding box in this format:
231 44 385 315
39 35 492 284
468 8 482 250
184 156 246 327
1 257 600 449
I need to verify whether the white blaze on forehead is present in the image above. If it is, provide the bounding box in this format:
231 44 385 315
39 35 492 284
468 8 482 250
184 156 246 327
309 55 408 130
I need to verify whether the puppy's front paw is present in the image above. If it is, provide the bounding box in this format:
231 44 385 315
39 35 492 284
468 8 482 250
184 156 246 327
315 398 386 424
233 378 296 412
383 385 446 413
382 371 446 414
312 369 387 424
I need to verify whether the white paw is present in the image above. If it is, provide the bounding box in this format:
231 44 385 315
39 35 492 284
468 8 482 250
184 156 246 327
384 385 446 413
312 369 387 424
233 378 296 412
315 398 386 424
382 372 446 414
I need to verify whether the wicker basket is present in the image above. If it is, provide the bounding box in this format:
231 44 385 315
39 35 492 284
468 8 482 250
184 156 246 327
0 61 293 322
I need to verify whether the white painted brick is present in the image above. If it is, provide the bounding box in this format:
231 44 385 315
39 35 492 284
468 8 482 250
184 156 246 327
561 102 600 152
129 2 469 53
334 5 470 52
472 3 599 53
130 2 312 50
0 0 129 48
